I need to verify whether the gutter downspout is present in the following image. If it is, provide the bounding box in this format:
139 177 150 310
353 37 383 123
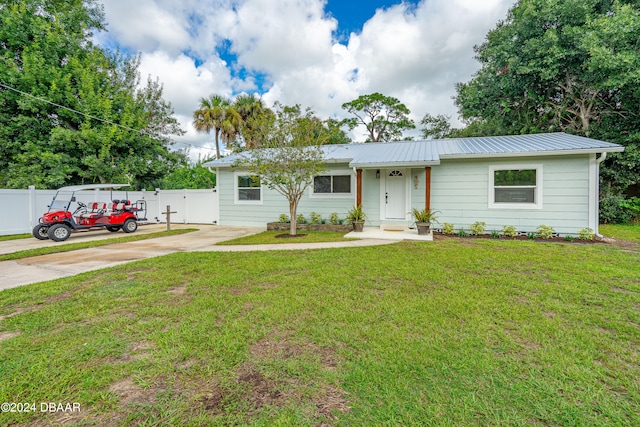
595 153 607 238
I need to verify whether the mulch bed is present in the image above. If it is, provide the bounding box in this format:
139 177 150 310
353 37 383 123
275 234 308 239
433 232 640 250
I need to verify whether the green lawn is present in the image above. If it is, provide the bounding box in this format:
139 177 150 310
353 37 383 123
0 240 638 426
217 230 356 245
600 223 640 242
0 233 31 241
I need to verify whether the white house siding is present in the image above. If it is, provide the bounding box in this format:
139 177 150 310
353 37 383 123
217 165 358 227
361 169 381 225
430 155 592 235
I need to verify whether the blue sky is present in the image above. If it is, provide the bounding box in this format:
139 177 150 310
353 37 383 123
326 1 420 40
96 0 515 157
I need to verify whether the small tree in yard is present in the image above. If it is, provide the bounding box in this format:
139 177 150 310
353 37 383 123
235 103 328 236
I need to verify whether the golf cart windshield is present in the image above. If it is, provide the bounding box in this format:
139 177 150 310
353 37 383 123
49 190 75 211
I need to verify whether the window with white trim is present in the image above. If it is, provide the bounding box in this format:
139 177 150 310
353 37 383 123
489 165 542 209
235 174 262 203
311 174 352 197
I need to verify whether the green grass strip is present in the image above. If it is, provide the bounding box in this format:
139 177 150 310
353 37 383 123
0 233 32 241
0 228 197 261
216 230 357 245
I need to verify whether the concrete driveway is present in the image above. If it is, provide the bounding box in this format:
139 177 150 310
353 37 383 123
0 224 263 291
0 225 394 292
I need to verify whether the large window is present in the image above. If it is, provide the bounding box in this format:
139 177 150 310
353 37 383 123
312 174 352 196
489 165 542 209
235 174 261 203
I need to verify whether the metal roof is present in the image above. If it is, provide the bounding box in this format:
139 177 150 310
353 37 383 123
205 133 624 168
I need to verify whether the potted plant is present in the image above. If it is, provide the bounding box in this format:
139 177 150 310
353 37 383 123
409 208 439 235
346 205 367 232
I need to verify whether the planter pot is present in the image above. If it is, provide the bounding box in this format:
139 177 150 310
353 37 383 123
352 221 365 232
416 222 431 235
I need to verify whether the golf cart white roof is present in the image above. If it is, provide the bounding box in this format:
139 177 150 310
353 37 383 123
57 184 131 192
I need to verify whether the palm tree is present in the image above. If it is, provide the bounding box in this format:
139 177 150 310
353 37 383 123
193 94 231 159
233 94 270 149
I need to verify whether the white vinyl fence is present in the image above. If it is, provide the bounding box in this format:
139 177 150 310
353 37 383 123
0 186 218 236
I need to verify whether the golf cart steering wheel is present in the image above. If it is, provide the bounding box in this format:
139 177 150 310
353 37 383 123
73 201 88 215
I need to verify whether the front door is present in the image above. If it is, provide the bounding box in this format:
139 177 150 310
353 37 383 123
384 169 406 219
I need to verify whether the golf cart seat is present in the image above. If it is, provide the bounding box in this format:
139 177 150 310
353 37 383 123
111 200 132 213
79 202 107 219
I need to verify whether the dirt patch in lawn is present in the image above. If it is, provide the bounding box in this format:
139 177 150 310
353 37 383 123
194 333 350 422
166 284 187 295
1 292 74 322
108 376 160 406
0 331 21 341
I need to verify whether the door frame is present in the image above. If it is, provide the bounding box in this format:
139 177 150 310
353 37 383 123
379 168 410 221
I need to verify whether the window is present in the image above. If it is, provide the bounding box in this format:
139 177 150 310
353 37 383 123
235 174 261 203
312 175 352 196
489 165 542 209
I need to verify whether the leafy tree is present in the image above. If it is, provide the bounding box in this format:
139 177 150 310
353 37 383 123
420 113 453 140
323 118 352 144
453 0 640 213
0 0 185 189
162 163 216 189
235 104 328 236
341 92 415 142
193 94 241 160
456 0 640 135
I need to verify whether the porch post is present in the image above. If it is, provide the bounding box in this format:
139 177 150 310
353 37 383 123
356 169 363 207
425 166 431 210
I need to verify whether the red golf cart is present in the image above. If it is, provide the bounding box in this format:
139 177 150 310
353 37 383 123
32 184 148 242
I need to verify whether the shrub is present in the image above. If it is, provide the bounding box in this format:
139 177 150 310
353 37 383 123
564 235 574 242
536 225 555 239
501 225 518 238
527 232 536 240
442 223 455 235
278 214 289 223
310 212 322 224
578 228 595 240
600 190 630 224
329 212 342 225
491 230 500 239
297 213 306 224
457 229 468 237
469 221 487 235
620 197 640 224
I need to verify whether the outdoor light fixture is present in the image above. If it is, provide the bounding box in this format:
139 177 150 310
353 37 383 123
376 170 380 179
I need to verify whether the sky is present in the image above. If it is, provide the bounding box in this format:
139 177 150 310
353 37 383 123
94 0 516 160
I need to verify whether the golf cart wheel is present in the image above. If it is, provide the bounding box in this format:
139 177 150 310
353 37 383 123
122 219 138 233
47 223 72 242
106 226 121 232
32 224 50 240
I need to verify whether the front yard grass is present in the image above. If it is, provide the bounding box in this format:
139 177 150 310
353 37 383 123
600 223 640 242
0 240 638 426
216 230 356 245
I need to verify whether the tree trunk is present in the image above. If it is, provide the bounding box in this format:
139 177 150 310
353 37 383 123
214 129 221 159
289 200 297 236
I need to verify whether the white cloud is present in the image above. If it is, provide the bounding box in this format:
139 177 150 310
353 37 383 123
97 0 515 153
